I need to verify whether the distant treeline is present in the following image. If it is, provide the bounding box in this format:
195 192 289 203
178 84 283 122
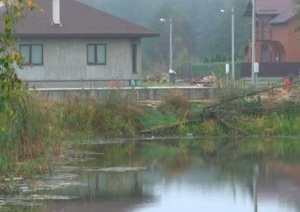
77 0 251 72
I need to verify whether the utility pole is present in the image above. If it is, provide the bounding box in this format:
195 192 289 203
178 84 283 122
251 0 256 87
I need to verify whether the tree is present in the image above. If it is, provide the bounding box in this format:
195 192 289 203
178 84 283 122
0 0 37 187
0 0 37 137
0 0 37 92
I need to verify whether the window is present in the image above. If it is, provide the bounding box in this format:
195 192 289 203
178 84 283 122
261 19 270 40
131 43 137 74
262 46 269 62
87 44 106 65
20 44 43 65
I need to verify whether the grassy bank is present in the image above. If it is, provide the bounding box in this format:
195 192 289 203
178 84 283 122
1 87 300 193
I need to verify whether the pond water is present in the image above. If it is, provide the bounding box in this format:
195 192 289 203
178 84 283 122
2 140 300 212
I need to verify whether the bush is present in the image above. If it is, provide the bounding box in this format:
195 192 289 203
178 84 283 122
162 89 189 117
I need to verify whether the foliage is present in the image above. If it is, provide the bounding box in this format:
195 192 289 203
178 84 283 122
238 111 300 137
162 89 189 115
0 0 45 193
236 95 262 117
0 0 39 143
57 94 144 139
138 89 193 135
139 107 177 129
93 95 143 137
0 0 37 91
280 100 300 119
0 0 37 147
0 91 59 195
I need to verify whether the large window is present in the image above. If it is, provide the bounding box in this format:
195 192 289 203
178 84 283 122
20 44 43 65
87 44 106 65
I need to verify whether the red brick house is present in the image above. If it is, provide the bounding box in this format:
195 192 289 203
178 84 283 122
245 0 300 63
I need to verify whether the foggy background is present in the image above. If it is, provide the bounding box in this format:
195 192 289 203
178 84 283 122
76 0 251 74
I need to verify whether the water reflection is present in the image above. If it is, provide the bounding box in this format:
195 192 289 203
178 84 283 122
40 164 298 212
3 141 300 212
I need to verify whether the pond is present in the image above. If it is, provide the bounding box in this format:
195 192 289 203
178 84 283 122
2 139 300 212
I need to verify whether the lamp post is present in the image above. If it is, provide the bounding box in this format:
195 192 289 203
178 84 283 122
251 0 257 88
231 6 235 81
221 6 235 80
160 18 173 71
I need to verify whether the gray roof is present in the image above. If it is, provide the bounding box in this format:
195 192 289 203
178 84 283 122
14 0 159 38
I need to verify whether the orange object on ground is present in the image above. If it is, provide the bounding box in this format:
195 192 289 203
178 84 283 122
284 77 292 93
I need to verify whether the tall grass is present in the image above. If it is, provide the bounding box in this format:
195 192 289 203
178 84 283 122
56 93 144 139
0 91 57 193
238 109 300 137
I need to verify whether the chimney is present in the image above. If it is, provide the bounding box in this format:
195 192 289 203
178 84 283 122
52 0 62 26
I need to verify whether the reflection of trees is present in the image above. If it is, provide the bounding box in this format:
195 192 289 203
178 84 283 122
230 160 300 212
83 142 140 167
82 171 143 199
257 161 300 211
69 142 300 212
140 142 191 176
82 141 193 177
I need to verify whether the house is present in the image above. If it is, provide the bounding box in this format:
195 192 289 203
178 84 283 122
12 0 159 88
244 0 300 63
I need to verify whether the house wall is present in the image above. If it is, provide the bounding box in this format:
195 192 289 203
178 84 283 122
286 17 300 62
246 16 300 63
245 41 260 62
16 37 142 88
265 17 300 62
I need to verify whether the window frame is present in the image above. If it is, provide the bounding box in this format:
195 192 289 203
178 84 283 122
87 44 106 65
19 44 43 66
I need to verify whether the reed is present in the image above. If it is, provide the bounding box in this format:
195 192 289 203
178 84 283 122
55 94 144 138
0 91 56 193
238 112 300 137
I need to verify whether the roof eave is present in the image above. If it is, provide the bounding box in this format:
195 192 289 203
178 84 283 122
16 33 160 39
270 20 289 25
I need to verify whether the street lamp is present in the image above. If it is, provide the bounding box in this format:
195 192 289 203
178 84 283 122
221 6 235 81
251 0 257 88
160 18 173 72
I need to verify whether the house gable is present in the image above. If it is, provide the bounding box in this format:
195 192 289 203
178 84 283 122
244 0 300 63
244 0 295 22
